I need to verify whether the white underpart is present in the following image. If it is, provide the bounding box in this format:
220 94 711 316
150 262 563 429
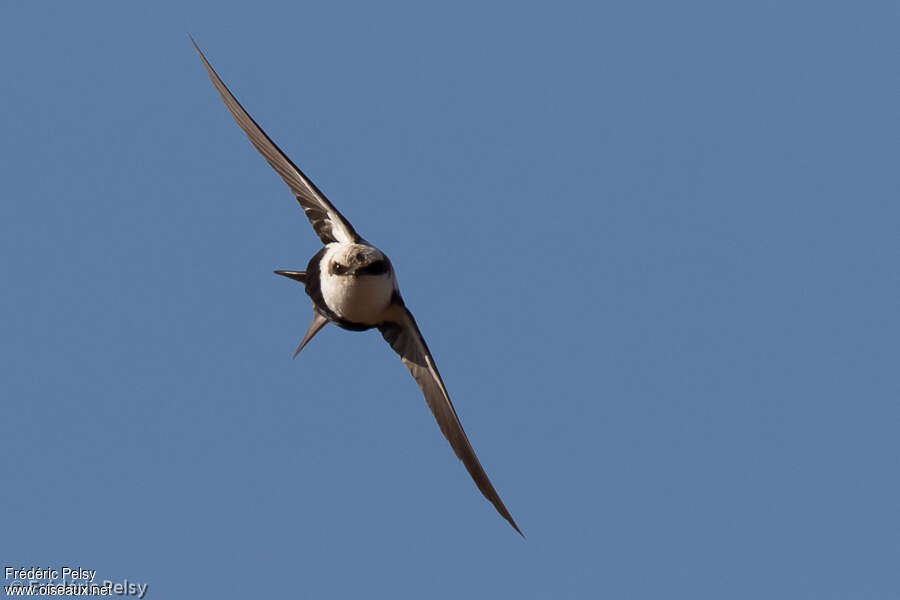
319 244 396 325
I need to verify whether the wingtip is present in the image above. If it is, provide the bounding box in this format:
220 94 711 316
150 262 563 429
189 34 210 64
507 516 525 538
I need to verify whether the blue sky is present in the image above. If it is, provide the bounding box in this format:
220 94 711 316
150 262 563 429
2 1 897 598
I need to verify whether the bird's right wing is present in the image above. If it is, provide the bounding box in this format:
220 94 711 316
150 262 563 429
191 37 361 245
379 303 523 536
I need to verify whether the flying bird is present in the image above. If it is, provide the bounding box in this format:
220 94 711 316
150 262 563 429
192 38 522 536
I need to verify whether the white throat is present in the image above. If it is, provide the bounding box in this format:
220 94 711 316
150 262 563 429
319 244 395 325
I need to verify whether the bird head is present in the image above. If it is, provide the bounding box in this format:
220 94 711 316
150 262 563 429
329 245 391 277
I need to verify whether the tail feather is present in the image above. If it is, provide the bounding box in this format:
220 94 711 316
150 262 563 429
294 312 329 358
274 270 306 284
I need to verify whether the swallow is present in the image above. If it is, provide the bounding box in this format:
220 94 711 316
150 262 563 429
192 38 522 536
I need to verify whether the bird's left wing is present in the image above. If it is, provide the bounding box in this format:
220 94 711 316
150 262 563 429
191 38 360 245
379 303 523 536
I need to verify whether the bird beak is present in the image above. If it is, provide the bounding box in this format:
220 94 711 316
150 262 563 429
274 270 307 284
